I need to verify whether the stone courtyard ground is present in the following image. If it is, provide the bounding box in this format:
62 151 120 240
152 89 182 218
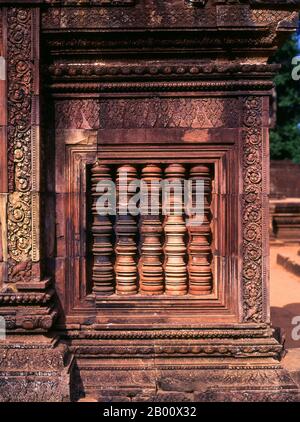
270 244 300 387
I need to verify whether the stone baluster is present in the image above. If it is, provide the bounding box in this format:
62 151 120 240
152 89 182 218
139 164 164 295
91 163 114 296
187 165 213 295
115 165 138 295
164 164 187 295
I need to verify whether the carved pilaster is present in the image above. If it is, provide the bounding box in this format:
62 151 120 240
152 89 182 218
5 7 42 286
164 164 187 296
242 96 264 322
0 6 55 335
188 165 213 296
139 164 163 295
91 163 114 296
115 165 138 295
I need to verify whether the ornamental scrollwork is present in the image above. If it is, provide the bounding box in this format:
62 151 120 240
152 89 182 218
6 8 33 280
242 96 263 323
7 192 32 281
7 8 32 193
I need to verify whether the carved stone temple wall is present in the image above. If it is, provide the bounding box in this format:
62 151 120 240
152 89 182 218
270 160 300 243
0 0 299 402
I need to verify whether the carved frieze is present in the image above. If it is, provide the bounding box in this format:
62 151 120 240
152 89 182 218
99 98 239 129
51 80 275 94
0 289 54 305
49 62 280 80
251 9 298 25
55 99 100 129
45 35 279 53
66 327 274 340
41 0 299 30
42 1 217 29
69 343 282 358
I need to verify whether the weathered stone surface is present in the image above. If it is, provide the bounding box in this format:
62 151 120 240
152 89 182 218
68 355 300 402
0 0 299 402
0 337 70 402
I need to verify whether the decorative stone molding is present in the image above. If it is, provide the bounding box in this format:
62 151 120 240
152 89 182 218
65 327 275 340
50 80 276 93
49 63 281 79
0 289 54 305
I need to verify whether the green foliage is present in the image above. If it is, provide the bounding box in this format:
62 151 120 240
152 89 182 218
270 34 300 163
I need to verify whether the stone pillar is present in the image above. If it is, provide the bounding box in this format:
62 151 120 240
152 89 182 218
0 4 68 402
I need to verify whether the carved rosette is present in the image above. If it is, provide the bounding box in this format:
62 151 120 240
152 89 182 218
242 97 264 323
7 8 32 193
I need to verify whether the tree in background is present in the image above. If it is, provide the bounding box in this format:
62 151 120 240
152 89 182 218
270 33 300 163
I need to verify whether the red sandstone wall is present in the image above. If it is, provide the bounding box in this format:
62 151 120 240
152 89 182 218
271 160 300 199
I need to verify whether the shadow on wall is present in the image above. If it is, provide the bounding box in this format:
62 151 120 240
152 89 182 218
271 303 300 349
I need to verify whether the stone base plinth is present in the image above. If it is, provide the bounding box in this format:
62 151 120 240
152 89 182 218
1 334 299 402
67 330 300 402
70 359 300 402
0 336 70 402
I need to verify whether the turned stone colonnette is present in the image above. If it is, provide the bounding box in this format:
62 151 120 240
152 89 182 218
91 162 213 296
0 0 299 402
